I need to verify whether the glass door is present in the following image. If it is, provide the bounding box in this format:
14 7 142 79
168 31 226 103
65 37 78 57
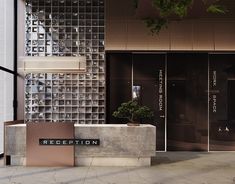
133 53 166 151
107 53 166 151
107 53 133 124
167 53 208 151
209 54 235 151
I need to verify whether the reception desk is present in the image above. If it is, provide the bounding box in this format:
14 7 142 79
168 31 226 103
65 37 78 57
4 123 156 166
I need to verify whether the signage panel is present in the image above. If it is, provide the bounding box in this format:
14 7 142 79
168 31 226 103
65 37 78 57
26 122 74 166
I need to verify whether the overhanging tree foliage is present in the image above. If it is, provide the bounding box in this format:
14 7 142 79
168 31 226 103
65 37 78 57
134 0 228 34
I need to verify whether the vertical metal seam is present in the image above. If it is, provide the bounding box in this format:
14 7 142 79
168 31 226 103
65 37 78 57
208 54 210 152
131 54 133 99
165 53 167 152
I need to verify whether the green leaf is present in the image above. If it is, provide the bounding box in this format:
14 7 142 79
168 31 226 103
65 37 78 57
137 0 228 34
207 4 227 14
144 17 168 34
112 100 154 123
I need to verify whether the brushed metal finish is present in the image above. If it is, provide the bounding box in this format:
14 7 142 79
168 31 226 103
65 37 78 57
26 122 74 166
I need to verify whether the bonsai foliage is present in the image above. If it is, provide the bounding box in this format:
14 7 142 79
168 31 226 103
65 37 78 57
135 0 228 34
112 100 154 123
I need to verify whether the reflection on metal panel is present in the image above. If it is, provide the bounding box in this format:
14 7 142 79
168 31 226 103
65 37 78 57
26 122 74 166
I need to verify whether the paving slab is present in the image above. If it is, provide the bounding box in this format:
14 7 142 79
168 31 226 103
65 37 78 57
1 152 235 184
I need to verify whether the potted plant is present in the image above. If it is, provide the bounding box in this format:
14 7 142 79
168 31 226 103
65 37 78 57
112 100 154 126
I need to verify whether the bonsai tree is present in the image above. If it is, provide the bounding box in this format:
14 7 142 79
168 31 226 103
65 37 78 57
112 100 154 125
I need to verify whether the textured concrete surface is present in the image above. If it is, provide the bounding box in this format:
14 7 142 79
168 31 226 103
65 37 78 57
5 125 26 156
1 152 235 184
75 124 156 157
75 157 151 166
5 124 156 166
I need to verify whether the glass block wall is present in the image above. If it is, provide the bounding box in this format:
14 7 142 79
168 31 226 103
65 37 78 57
24 0 105 124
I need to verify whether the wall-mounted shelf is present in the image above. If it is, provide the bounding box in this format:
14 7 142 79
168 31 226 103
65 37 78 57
20 56 86 73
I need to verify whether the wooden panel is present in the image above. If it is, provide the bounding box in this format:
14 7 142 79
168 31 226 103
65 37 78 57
170 21 193 50
26 122 74 166
106 20 127 50
193 21 214 50
106 0 235 51
214 21 235 50
148 28 170 50
106 0 133 21
126 21 149 50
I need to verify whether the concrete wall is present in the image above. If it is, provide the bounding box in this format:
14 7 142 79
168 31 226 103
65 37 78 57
5 124 156 166
106 0 235 51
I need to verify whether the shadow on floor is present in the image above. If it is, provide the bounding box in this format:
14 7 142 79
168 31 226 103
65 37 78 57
0 158 3 167
151 151 209 166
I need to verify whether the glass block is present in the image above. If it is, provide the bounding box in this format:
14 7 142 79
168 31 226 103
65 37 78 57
79 7 85 13
91 34 98 39
52 7 58 12
86 7 92 13
86 0 91 6
92 0 98 6
65 19 72 26
52 0 59 6
25 0 105 124
79 20 85 26
45 20 52 26
38 12 45 20
39 0 44 6
72 0 78 5
26 6 32 14
99 13 105 19
99 0 104 5
52 32 59 40
45 0 51 6
79 14 85 19
66 0 71 6
72 20 78 26
92 14 98 19
38 47 44 52
32 7 39 14
59 13 65 20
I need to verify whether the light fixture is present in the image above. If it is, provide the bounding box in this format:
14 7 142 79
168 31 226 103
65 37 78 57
19 56 86 73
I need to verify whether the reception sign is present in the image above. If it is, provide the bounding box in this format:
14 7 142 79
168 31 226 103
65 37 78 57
26 122 74 166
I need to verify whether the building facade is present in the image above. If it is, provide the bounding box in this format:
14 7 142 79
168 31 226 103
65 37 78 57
12 0 235 152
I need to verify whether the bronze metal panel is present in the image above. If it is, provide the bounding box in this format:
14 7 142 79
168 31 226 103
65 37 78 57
26 122 74 166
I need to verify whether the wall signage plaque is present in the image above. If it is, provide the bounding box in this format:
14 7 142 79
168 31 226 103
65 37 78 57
39 139 100 146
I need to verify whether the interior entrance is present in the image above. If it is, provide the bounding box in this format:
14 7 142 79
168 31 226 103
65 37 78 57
107 53 166 151
209 54 235 151
107 52 235 151
167 53 208 151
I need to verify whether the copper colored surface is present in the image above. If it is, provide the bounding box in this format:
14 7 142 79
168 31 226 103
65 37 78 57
26 122 74 166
